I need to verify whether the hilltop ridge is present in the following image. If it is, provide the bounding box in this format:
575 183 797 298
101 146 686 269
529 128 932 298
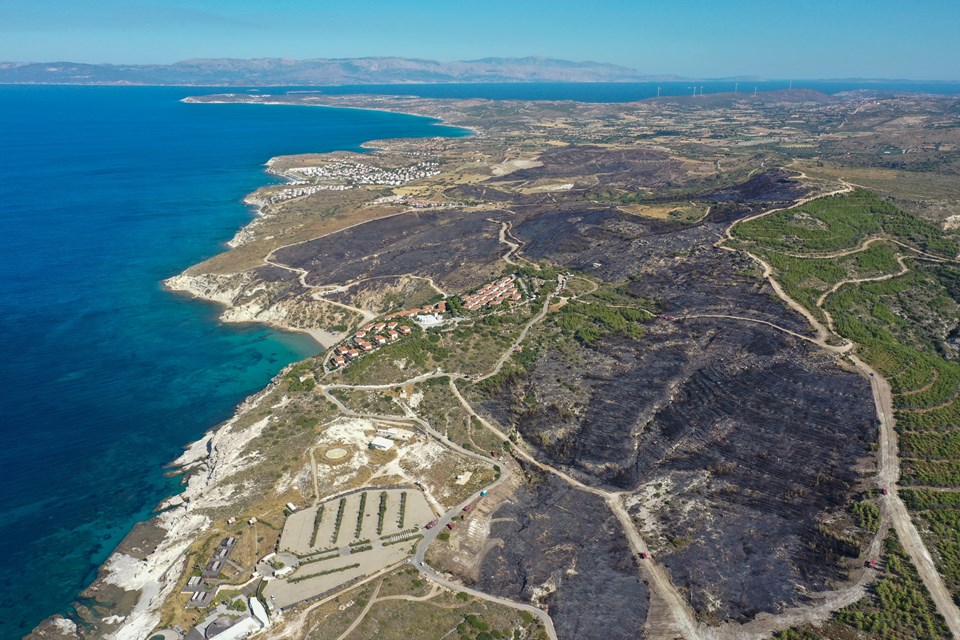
0 56 677 85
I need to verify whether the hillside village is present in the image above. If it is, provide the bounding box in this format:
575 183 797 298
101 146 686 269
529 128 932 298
329 275 527 370
261 159 442 204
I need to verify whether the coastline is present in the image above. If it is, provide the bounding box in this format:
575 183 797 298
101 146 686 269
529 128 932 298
180 95 479 137
31 365 295 640
103 375 288 640
164 157 338 350
31 98 464 640
161 99 473 351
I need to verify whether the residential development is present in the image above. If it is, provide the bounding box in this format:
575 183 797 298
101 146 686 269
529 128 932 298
330 319 417 369
288 160 440 185
461 275 523 311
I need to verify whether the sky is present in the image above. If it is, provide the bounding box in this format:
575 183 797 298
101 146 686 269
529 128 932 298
0 0 958 80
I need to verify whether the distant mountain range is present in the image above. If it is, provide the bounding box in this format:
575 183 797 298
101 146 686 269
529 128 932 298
0 56 687 85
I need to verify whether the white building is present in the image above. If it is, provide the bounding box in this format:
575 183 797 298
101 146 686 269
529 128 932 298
369 436 395 451
415 313 444 328
376 428 413 441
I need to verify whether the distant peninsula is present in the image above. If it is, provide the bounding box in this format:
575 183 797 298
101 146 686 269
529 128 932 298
0 56 687 86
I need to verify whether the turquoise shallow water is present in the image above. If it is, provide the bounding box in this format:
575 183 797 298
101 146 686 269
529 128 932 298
0 85 465 638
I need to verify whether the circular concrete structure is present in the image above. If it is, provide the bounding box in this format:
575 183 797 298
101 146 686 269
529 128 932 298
325 447 348 460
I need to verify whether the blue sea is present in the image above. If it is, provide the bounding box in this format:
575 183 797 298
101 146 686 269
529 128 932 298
0 79 953 639
292 79 960 101
0 85 465 639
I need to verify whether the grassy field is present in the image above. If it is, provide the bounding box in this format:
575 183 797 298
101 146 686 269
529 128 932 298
339 594 547 640
334 303 537 385
413 377 503 453
795 161 960 217
329 387 406 416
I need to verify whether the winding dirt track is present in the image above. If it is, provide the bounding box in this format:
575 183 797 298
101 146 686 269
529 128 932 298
319 274 702 639
297 175 960 638
719 182 960 639
447 380 702 640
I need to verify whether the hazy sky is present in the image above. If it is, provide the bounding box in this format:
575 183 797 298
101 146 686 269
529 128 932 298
1 0 957 79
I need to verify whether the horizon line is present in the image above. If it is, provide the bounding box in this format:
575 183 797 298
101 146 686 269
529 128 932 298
0 57 957 84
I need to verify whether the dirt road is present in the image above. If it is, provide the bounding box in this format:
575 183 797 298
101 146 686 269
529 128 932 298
720 183 960 638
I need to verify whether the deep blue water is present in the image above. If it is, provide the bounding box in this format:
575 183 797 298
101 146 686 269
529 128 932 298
0 85 465 639
285 79 960 102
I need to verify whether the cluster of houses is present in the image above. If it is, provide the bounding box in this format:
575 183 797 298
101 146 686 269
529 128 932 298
264 183 352 204
461 275 523 311
387 300 447 320
181 537 238 608
369 193 453 209
406 198 450 208
330 299 455 369
287 160 441 187
331 321 414 368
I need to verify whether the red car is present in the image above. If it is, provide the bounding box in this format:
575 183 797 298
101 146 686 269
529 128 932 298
638 552 649 560
446 522 456 530
425 519 439 530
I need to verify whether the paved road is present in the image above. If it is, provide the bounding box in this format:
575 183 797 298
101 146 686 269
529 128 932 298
318 372 557 635
409 481 558 640
309 182 960 640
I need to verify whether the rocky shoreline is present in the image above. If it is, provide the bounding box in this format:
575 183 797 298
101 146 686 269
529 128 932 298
30 374 291 640
29 160 332 640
